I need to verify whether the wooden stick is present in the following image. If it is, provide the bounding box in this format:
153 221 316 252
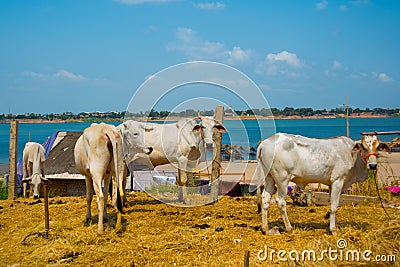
8 120 18 199
244 250 250 267
44 184 49 234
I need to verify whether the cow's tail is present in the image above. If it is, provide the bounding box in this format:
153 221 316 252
105 127 124 214
256 146 264 214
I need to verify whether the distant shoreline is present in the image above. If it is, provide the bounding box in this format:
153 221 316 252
0 163 8 175
0 114 392 124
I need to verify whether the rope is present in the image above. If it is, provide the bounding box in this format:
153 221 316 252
22 231 49 245
371 169 391 220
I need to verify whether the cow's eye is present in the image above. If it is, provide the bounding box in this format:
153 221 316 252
133 133 139 136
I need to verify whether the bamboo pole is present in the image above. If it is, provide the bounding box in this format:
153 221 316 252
211 106 224 202
8 120 18 200
44 184 50 235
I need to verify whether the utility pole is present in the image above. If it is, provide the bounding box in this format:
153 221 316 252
340 96 350 137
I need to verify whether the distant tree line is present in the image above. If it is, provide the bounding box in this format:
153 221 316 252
1 107 399 121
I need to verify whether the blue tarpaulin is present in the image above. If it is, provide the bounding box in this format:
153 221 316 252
16 132 59 194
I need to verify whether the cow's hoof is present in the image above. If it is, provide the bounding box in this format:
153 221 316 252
268 226 281 235
329 229 338 236
260 228 267 235
114 226 122 234
84 218 92 227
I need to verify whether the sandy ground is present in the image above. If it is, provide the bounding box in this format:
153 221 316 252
0 192 398 266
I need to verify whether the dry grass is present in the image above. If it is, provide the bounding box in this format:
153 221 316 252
0 192 399 267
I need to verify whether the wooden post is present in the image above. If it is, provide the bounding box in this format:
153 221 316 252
8 120 18 200
211 106 224 202
44 184 50 234
244 250 250 267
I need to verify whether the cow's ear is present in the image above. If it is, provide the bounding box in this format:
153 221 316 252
214 124 227 133
22 177 31 183
378 143 390 152
192 125 202 133
41 177 51 185
352 143 362 152
144 125 154 132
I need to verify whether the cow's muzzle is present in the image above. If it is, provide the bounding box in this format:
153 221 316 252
368 163 378 170
146 147 153 155
33 195 40 199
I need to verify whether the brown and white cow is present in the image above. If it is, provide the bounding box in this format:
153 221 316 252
21 142 48 199
74 122 152 235
256 133 389 234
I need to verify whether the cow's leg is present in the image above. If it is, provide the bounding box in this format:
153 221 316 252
40 162 45 178
27 166 33 199
177 158 188 203
177 169 187 202
92 176 105 235
84 176 93 226
122 172 128 206
23 162 28 198
329 180 343 235
261 175 276 234
103 175 111 222
275 175 292 232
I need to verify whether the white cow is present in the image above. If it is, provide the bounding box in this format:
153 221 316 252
121 117 226 202
21 142 48 199
74 122 152 235
256 133 389 234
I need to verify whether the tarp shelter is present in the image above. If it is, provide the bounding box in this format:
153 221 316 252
16 132 85 196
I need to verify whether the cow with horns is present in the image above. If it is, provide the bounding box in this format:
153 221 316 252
256 133 389 234
120 117 226 202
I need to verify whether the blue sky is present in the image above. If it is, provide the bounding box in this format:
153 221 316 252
1 0 399 114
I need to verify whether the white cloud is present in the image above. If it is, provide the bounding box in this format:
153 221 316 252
332 60 342 69
339 5 348 11
256 51 305 77
324 60 343 76
194 2 226 10
316 0 328 10
372 72 393 82
168 27 252 65
266 51 303 68
22 70 86 81
22 71 46 78
113 0 176 4
225 46 252 65
55 70 86 81
169 27 224 59
350 72 367 79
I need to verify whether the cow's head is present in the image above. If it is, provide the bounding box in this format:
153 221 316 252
192 117 227 147
118 121 153 159
22 174 49 199
353 134 390 169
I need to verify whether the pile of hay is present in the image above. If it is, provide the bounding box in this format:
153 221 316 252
0 192 398 266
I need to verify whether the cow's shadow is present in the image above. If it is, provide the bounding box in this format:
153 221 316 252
84 212 130 232
267 220 370 233
126 199 163 206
